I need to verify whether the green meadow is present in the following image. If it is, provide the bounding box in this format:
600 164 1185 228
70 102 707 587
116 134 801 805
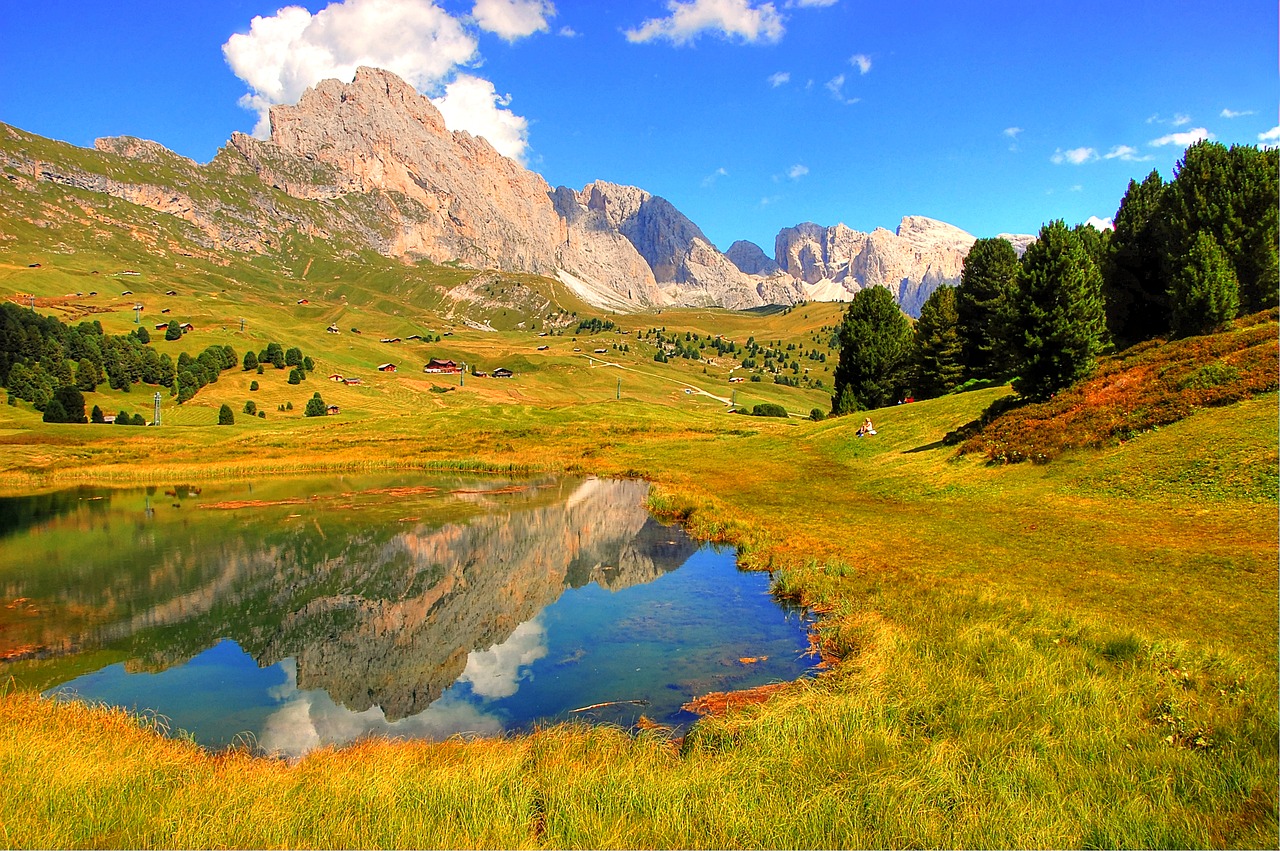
0 172 1277 846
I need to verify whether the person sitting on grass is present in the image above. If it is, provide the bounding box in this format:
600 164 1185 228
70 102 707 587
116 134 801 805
856 417 876 438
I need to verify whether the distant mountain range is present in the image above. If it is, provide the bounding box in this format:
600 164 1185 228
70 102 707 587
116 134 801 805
3 66 1033 317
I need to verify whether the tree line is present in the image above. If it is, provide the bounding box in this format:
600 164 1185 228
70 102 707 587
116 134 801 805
832 141 1277 413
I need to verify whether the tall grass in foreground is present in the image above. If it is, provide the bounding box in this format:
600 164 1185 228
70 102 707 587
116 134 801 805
3 579 1275 848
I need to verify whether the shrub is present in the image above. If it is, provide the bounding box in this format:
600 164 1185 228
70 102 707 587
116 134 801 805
244 400 257 416
809 408 826 421
249 381 259 391
304 393 327 418
751 403 788 418
218 404 234 425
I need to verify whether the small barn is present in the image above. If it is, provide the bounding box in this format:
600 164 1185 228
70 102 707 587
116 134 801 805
344 377 363 385
328 373 346 382
492 367 514 379
326 404 341 415
423 358 461 374
377 363 397 372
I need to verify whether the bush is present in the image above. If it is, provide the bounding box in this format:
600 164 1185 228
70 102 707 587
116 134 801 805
249 381 259 391
809 408 826 421
218 404 234 425
751 403 788 418
244 400 257 416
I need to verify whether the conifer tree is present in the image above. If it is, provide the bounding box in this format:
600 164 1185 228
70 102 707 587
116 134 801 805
956 237 1019 380
912 285 964 399
218 404 235 425
1169 232 1240 337
831 285 913 414
1105 170 1169 347
1012 220 1108 400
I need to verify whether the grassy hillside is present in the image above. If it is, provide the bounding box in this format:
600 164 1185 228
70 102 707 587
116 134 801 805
1 126 1276 848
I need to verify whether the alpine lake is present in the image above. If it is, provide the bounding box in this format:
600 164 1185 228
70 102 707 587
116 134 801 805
0 474 818 757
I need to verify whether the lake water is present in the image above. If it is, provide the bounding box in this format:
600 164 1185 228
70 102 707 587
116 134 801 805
0 474 817 756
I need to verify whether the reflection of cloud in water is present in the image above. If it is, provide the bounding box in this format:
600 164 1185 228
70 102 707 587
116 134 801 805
260 658 503 757
458 619 547 699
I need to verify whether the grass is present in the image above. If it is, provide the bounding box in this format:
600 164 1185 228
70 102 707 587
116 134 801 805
0 127 1275 847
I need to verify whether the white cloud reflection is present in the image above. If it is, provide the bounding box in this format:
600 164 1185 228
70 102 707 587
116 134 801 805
259 657 504 757
458 618 548 698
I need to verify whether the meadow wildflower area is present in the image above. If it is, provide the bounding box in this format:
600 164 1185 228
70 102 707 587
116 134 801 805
0 312 1276 849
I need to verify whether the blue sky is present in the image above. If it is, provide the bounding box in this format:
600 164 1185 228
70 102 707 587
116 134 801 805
2 0 1275 252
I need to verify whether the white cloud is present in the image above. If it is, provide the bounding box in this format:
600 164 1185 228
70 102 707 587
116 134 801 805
787 163 809 180
1084 215 1114 231
1221 108 1255 119
472 0 555 41
558 26 578 37
701 166 729 187
457 619 548 699
1257 126 1280 142
767 71 790 87
824 73 859 105
223 0 479 137
625 0 785 46
1150 127 1213 147
1051 146 1098 165
1003 127 1022 138
431 74 530 162
789 0 837 6
850 53 871 74
1103 144 1151 162
1171 112 1192 126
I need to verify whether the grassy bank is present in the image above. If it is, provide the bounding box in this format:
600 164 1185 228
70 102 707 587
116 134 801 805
1 375 1275 847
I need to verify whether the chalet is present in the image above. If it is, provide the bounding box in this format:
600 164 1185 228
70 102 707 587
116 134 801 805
423 358 461 374
326 325 340 333
728 376 745 383
165 290 177 296
102 413 116 424
536 345 549 351
492 367 514 379
161 308 171 314
406 334 422 341
594 348 607 354
377 363 397 372
121 290 133 296
179 323 194 333
380 337 402 344
328 373 346 382
326 404 341 415
297 298 309 305
344 377 363 385
154 322 169 330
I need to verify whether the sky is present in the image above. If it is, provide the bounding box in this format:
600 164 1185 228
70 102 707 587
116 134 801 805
1 0 1275 253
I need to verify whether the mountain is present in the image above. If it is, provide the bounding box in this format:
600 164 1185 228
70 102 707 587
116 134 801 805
2 66 1032 317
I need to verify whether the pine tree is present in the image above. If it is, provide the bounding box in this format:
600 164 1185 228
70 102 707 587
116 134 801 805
218 404 235 425
304 392 327 418
831 285 913 414
242 350 258 371
1162 141 1279 314
912 285 964 399
1105 170 1169 347
956 237 1019 380
1169 232 1240 337
1012 220 1108 400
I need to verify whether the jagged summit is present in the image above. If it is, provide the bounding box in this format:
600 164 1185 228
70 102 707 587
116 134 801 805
11 67 1033 315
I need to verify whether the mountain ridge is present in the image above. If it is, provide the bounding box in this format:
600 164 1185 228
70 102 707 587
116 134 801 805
4 66 1034 317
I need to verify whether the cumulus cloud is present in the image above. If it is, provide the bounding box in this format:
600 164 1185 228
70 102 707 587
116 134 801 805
1150 127 1213 147
850 53 871 74
431 74 530 161
625 0 785 46
787 163 809 180
1003 126 1022 138
767 71 790 87
223 0 479 137
472 0 555 41
1084 215 1115 231
1103 144 1151 162
457 619 548 699
1221 108 1255 119
1257 126 1280 142
789 0 837 6
1050 146 1098 165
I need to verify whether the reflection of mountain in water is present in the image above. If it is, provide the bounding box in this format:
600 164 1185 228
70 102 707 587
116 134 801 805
257 479 697 719
38 478 697 720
